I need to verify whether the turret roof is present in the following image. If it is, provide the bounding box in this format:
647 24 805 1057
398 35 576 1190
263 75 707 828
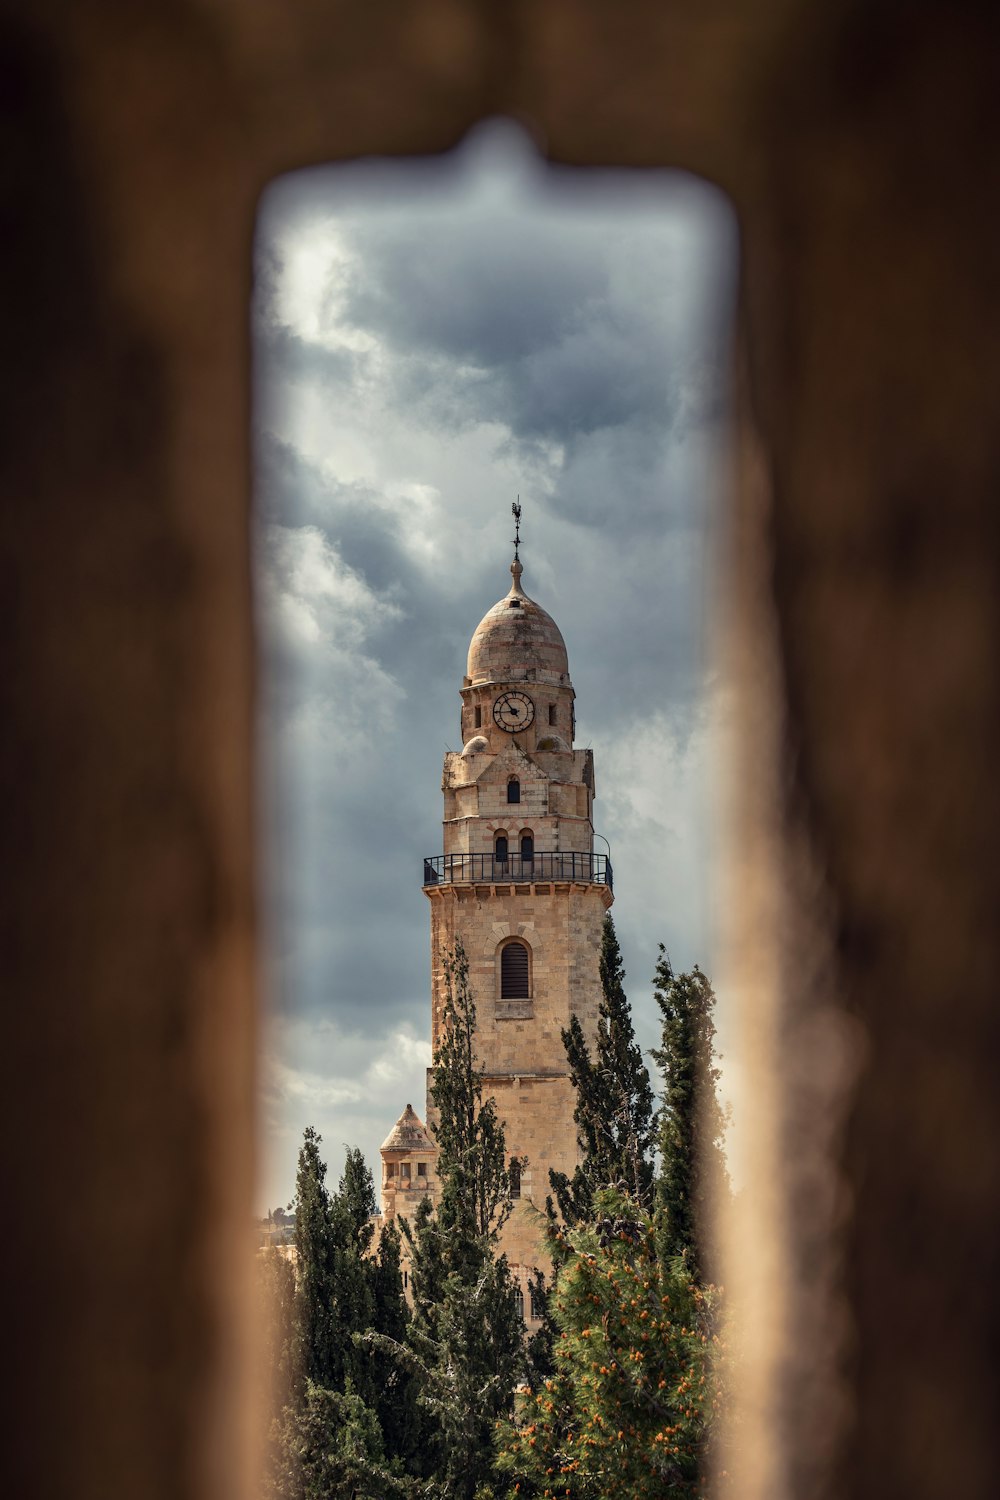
380 1103 435 1154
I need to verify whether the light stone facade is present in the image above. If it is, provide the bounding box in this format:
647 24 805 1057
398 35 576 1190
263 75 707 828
380 552 612 1324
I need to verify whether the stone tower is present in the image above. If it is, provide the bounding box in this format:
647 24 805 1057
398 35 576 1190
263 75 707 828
422 548 613 1320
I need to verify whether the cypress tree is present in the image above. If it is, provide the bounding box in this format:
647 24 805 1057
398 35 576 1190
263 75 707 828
430 940 516 1249
257 1247 297 1492
291 1125 339 1391
329 1147 377 1401
273 1382 412 1500
275 1132 395 1498
370 1220 424 1473
523 1267 556 1388
336 1144 377 1249
549 914 656 1227
393 939 525 1499
650 949 730 1284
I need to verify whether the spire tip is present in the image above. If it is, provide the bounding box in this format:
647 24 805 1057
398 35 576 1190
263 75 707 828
510 499 525 591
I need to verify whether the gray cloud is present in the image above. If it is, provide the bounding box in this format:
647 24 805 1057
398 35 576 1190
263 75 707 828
346 217 603 366
335 213 720 476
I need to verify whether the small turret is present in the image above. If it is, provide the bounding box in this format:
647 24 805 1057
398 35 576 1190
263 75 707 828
379 1103 437 1222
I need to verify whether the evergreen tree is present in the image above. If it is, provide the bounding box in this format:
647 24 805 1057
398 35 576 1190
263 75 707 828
291 1125 339 1392
258 1246 297 1402
430 941 517 1251
650 951 730 1285
289 1131 381 1397
523 1266 556 1389
386 939 525 1499
257 1246 297 1492
549 915 656 1227
372 1219 408 1347
497 1190 721 1500
272 1131 392 1498
371 1220 425 1473
329 1147 377 1401
272 1382 413 1500
337 1144 378 1248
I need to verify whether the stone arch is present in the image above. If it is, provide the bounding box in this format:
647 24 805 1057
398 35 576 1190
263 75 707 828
496 935 531 1000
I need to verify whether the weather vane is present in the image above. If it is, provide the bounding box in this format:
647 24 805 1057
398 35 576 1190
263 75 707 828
511 498 522 561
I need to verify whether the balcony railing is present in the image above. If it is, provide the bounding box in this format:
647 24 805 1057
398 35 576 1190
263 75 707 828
422 851 612 889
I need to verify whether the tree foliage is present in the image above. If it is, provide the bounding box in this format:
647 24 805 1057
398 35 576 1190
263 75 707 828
509 935 731 1499
265 1130 415 1498
371 1220 425 1473
429 941 518 1250
271 1381 412 1500
330 1148 377 1402
262 932 733 1500
650 951 730 1284
549 916 656 1228
257 1246 297 1484
291 1125 339 1393
388 939 525 1499
498 1191 721 1500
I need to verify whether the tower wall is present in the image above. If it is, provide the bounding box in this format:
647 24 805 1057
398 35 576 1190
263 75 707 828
428 883 609 1070
420 554 613 1311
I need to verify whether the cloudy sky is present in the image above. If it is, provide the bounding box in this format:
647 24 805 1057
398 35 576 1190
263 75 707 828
253 122 737 1212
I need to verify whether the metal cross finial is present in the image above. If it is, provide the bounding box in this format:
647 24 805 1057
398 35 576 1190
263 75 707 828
511 498 522 560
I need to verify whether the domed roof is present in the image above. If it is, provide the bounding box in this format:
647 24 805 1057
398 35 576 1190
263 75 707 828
461 735 492 757
467 558 570 688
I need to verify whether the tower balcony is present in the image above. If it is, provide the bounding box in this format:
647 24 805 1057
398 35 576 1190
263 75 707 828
422 851 613 890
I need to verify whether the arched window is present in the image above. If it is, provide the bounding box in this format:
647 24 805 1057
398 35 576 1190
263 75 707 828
509 1159 521 1200
494 833 509 863
501 940 530 998
519 831 534 860
507 777 520 804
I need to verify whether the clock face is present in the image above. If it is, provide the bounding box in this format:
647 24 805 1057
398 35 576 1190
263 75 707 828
493 691 535 733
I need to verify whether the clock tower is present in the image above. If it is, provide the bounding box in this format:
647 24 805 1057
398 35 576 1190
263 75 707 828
421 544 613 1315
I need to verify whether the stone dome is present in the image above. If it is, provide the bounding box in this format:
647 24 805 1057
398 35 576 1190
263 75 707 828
467 558 570 687
461 735 492 756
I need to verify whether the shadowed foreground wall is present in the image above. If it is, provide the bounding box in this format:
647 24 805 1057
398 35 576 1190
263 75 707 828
1 3 997 1498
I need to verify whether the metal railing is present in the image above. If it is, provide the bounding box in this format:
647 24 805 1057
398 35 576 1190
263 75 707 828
422 851 612 889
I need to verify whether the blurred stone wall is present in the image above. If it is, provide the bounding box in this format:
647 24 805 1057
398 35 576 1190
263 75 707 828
1 3 997 1498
